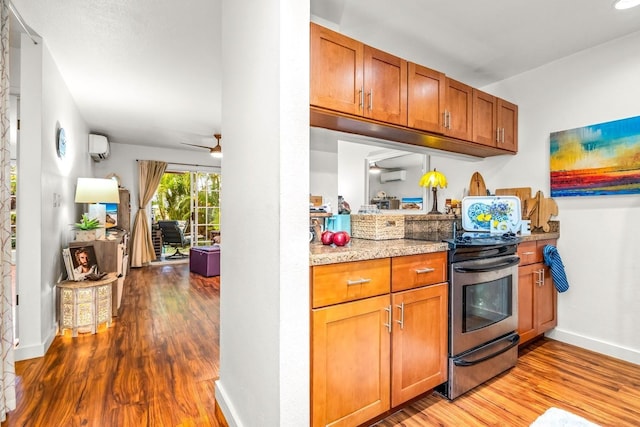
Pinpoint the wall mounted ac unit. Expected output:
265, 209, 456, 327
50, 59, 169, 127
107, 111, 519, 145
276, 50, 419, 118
380, 170, 406, 183
89, 134, 110, 161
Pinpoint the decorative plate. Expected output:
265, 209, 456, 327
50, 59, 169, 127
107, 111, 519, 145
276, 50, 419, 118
461, 196, 521, 233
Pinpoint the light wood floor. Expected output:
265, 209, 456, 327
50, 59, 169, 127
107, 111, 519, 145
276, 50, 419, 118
3, 263, 640, 426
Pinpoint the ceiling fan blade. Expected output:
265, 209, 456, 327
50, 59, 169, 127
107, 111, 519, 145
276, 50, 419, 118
181, 142, 215, 151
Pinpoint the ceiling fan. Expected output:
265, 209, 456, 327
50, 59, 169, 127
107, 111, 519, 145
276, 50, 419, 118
181, 133, 222, 158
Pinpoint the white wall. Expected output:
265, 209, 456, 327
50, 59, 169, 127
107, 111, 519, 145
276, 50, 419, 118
93, 142, 220, 227
216, 0, 309, 426
477, 31, 640, 364
16, 35, 93, 360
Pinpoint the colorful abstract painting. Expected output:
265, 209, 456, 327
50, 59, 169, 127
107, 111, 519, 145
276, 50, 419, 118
550, 115, 640, 197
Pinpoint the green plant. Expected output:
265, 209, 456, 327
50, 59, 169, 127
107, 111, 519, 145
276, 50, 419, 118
73, 214, 101, 230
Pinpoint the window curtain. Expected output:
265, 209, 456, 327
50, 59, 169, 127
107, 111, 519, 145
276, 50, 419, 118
0, 0, 16, 420
130, 160, 167, 267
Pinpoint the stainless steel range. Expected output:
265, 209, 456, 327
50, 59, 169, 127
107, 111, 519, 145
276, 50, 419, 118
437, 231, 521, 400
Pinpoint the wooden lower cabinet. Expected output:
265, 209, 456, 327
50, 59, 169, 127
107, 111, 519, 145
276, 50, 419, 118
311, 252, 448, 427
391, 283, 447, 407
312, 295, 391, 427
517, 239, 558, 345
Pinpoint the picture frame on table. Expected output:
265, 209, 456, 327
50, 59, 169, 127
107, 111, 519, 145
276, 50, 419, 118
63, 244, 104, 281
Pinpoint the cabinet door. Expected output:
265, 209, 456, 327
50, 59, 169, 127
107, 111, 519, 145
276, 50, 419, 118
391, 283, 447, 407
497, 98, 518, 152
537, 265, 558, 333
472, 89, 497, 147
407, 63, 445, 133
364, 46, 407, 125
312, 295, 391, 427
310, 23, 364, 115
517, 263, 538, 344
444, 78, 473, 141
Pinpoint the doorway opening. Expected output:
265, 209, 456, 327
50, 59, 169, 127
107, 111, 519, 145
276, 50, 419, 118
152, 169, 221, 260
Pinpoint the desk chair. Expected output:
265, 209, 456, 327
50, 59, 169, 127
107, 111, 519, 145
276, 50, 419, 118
157, 220, 191, 259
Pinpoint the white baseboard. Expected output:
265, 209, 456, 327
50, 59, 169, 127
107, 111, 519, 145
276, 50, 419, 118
546, 328, 640, 365
14, 326, 56, 362
215, 380, 242, 427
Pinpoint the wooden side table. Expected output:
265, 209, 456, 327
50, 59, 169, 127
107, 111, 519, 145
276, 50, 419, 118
57, 272, 117, 337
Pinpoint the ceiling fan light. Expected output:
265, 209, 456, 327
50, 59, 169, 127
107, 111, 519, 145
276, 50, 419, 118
369, 162, 382, 174
614, 0, 640, 9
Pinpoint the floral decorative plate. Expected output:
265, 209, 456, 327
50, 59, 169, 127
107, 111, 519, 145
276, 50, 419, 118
461, 196, 521, 233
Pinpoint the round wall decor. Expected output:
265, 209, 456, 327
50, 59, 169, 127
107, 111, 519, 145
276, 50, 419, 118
57, 128, 67, 158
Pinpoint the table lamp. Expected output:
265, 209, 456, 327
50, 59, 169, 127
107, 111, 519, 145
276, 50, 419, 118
75, 178, 120, 239
419, 168, 448, 214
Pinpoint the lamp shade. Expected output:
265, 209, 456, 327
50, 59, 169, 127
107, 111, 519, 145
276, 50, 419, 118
419, 169, 448, 189
74, 178, 120, 204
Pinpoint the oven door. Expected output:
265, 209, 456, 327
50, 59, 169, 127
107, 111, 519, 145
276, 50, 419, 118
450, 254, 519, 356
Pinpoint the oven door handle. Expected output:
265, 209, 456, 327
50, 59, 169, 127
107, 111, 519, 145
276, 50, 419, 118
452, 334, 520, 367
453, 256, 520, 273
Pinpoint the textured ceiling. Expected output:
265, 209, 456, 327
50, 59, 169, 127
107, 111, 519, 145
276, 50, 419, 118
9, 0, 640, 151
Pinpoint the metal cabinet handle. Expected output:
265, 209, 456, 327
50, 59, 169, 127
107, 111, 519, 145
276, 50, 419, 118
522, 251, 535, 256
502, 128, 506, 143
540, 269, 545, 286
396, 302, 404, 329
346, 278, 372, 286
359, 87, 364, 110
384, 305, 392, 333
368, 89, 373, 111
496, 128, 501, 143
415, 267, 435, 274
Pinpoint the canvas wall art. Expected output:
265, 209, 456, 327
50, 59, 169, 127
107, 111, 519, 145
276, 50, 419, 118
550, 115, 640, 197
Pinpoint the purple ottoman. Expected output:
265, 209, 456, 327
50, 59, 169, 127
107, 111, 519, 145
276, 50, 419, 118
189, 245, 221, 277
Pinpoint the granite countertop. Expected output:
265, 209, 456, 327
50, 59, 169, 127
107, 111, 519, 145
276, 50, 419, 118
309, 230, 560, 266
309, 238, 448, 266
519, 231, 560, 242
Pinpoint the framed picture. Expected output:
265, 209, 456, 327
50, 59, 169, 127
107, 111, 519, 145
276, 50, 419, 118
550, 115, 640, 197
66, 245, 101, 281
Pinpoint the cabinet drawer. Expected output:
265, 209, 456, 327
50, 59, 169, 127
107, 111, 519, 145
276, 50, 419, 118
518, 239, 556, 266
391, 252, 447, 292
312, 258, 390, 308
517, 241, 539, 265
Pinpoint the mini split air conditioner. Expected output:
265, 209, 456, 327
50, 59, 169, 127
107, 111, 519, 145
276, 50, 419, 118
89, 134, 110, 161
380, 170, 406, 183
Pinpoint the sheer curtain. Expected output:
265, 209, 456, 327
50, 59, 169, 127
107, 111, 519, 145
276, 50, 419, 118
130, 160, 167, 267
0, 0, 15, 420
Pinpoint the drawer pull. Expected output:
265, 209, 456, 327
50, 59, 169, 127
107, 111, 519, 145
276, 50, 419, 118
522, 251, 535, 256
346, 278, 372, 286
415, 267, 435, 274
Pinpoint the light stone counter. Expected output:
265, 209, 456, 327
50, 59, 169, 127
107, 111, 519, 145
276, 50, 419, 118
310, 238, 449, 266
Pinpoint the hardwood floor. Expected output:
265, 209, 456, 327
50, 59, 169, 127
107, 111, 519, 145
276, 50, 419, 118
3, 263, 221, 427
3, 262, 640, 426
372, 339, 640, 427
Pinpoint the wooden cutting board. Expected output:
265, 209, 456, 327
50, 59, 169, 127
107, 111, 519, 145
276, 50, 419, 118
524, 190, 558, 232
468, 172, 487, 196
495, 187, 532, 218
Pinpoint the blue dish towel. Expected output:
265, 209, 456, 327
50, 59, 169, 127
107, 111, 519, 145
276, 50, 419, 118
543, 245, 569, 293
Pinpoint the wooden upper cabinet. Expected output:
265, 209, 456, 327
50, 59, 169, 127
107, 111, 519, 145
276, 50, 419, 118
473, 88, 518, 152
444, 78, 473, 141
310, 23, 407, 126
497, 98, 518, 152
364, 46, 407, 126
310, 23, 364, 115
472, 89, 498, 147
407, 63, 445, 133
